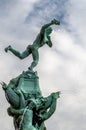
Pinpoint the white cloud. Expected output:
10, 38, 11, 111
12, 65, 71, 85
0, 0, 86, 130
64, 0, 86, 46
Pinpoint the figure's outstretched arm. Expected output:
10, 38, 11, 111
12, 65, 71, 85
41, 19, 60, 32
5, 45, 30, 59
39, 91, 61, 121
7, 107, 24, 116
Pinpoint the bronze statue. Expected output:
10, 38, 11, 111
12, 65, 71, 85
5, 19, 60, 72
1, 19, 61, 130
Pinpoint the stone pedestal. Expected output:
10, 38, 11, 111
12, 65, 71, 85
16, 71, 42, 98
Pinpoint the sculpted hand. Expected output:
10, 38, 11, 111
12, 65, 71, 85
51, 91, 61, 99
51, 19, 60, 25
0, 81, 7, 90
5, 45, 12, 52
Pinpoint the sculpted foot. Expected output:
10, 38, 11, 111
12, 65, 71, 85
5, 45, 12, 52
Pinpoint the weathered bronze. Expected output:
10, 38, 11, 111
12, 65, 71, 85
1, 19, 60, 130
5, 19, 60, 72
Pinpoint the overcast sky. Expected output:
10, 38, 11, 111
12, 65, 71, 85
0, 0, 86, 130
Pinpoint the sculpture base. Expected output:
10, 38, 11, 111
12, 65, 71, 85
16, 70, 42, 99
2, 69, 60, 130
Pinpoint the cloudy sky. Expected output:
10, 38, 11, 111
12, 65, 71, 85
0, 0, 86, 130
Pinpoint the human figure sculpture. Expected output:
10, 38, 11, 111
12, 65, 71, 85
5, 19, 60, 71
1, 79, 60, 130
1, 19, 61, 130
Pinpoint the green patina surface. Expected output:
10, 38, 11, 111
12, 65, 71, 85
1, 19, 60, 130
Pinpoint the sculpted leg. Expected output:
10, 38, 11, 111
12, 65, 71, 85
4, 87, 20, 108
21, 109, 36, 130
3, 87, 26, 109
29, 49, 39, 71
